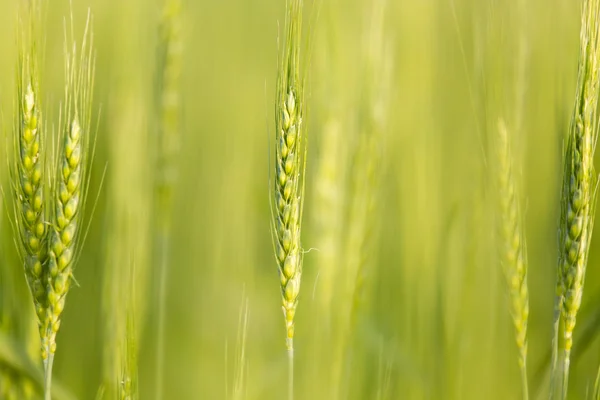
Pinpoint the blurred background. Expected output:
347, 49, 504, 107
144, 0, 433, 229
0, 0, 598, 399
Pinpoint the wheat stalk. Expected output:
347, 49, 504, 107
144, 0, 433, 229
103, 240, 144, 400
231, 291, 249, 400
270, 1, 306, 398
594, 363, 600, 400
154, 1, 183, 398
102, 1, 152, 396
347, 0, 390, 333
551, 0, 600, 397
334, 4, 390, 398
495, 119, 529, 400
118, 306, 138, 400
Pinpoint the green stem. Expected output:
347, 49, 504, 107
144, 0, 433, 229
549, 295, 561, 400
520, 358, 529, 400
287, 339, 294, 400
44, 352, 54, 400
562, 348, 571, 400
155, 228, 169, 400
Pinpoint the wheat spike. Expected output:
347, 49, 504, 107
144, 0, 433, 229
272, 0, 305, 353
270, 1, 306, 398
13, 10, 49, 358
42, 13, 95, 399
154, 1, 183, 398
552, 0, 600, 397
495, 120, 529, 400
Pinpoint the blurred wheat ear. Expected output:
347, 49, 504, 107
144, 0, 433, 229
494, 119, 529, 400
153, 0, 183, 399
333, 0, 391, 397
550, 0, 600, 398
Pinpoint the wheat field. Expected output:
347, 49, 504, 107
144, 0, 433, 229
1, 0, 600, 399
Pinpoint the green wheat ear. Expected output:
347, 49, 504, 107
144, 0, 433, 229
551, 0, 600, 397
154, 1, 183, 399
270, 0, 307, 398
42, 11, 96, 398
10, 6, 49, 398
271, 0, 306, 353
12, 0, 48, 357
11, 6, 57, 398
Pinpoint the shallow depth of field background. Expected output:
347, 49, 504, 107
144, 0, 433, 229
0, 0, 598, 399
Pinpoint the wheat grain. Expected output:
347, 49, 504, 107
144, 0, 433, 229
495, 119, 529, 400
